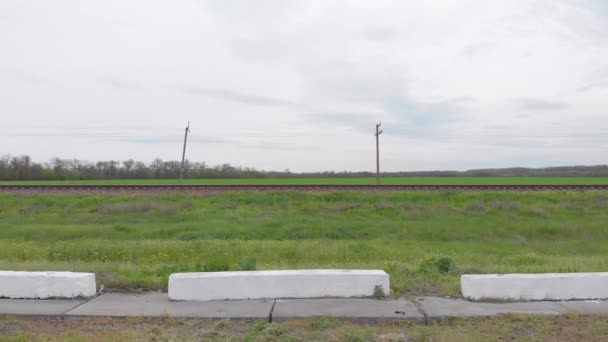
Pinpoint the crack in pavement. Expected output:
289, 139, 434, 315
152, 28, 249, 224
61, 294, 101, 319
410, 298, 429, 325
268, 299, 277, 323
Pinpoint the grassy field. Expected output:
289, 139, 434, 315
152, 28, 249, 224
2, 176, 608, 185
1, 191, 607, 296
3, 314, 608, 341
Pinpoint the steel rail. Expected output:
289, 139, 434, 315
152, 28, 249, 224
1, 184, 608, 192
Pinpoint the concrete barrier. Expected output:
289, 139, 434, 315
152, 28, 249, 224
0, 271, 96, 299
461, 273, 608, 301
169, 270, 389, 301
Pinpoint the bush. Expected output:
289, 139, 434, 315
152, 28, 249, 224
419, 256, 455, 274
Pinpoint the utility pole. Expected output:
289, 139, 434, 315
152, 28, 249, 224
180, 122, 190, 183
375, 122, 383, 185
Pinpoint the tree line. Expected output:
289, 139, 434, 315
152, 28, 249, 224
1, 155, 608, 181
0, 155, 294, 181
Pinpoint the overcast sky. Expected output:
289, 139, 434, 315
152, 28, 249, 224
1, 0, 607, 172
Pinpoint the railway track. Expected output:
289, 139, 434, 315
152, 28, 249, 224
1, 184, 608, 193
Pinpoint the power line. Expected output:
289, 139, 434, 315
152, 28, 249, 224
0, 132, 346, 138
3, 131, 608, 140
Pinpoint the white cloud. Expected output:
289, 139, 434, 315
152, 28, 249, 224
0, 0, 607, 171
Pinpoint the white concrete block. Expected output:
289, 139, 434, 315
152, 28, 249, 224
462, 273, 608, 301
0, 271, 96, 299
169, 270, 389, 301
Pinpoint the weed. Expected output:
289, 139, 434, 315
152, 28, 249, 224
264, 323, 288, 337
204, 259, 230, 272
112, 225, 131, 233
213, 318, 229, 330
527, 207, 549, 218
283, 248, 302, 266
383, 260, 410, 275
411, 326, 432, 342
564, 311, 581, 320
177, 232, 199, 241
419, 256, 455, 274
592, 195, 608, 208
372, 285, 386, 299
466, 201, 486, 213
181, 200, 194, 210
221, 202, 239, 210
342, 327, 377, 342
374, 201, 393, 210
558, 202, 585, 214
310, 315, 336, 330
347, 242, 376, 257
160, 206, 178, 215
245, 321, 294, 341
2, 331, 35, 342
401, 203, 423, 211
18, 204, 47, 215
236, 258, 257, 271
492, 200, 518, 211
335, 204, 362, 213
98, 201, 154, 214
510, 234, 528, 245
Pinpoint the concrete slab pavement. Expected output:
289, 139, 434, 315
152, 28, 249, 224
415, 297, 568, 322
558, 300, 608, 314
272, 298, 424, 322
64, 293, 274, 319
3, 293, 608, 323
0, 299, 85, 316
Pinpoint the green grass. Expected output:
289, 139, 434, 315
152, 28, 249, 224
1, 191, 608, 295
2, 176, 608, 185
